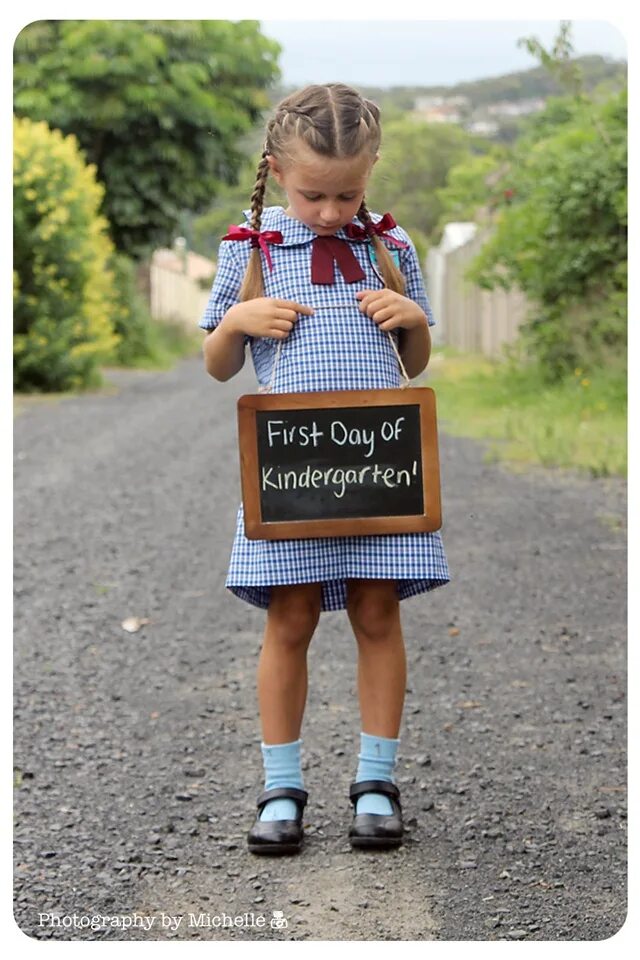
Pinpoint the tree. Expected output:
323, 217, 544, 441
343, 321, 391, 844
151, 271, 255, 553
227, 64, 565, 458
433, 148, 509, 241
469, 89, 627, 378
517, 20, 585, 101
365, 117, 488, 257
192, 154, 286, 257
437, 22, 628, 380
14, 20, 281, 257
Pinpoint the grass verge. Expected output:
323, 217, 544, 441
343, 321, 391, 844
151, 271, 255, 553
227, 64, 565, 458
113, 316, 203, 371
424, 348, 626, 478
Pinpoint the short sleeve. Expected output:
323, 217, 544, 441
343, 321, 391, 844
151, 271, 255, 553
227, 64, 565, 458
199, 239, 250, 342
395, 230, 436, 327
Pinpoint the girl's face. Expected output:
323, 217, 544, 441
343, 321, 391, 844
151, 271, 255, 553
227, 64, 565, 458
268, 141, 378, 236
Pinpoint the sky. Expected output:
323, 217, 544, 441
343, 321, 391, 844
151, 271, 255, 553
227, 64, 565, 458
260, 19, 627, 88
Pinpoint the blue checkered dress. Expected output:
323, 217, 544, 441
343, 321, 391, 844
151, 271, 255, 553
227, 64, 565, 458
200, 205, 450, 611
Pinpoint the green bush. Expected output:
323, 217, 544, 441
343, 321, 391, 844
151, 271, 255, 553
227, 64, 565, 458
13, 115, 120, 391
109, 253, 159, 366
467, 89, 627, 380
109, 253, 202, 368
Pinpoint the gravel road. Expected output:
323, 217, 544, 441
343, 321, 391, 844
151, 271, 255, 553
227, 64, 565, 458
13, 353, 627, 942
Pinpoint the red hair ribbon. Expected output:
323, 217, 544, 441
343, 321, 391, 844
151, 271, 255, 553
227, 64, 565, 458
222, 225, 284, 271
344, 212, 408, 249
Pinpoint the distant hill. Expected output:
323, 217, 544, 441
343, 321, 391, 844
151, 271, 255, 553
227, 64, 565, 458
358, 55, 626, 110
270, 55, 626, 111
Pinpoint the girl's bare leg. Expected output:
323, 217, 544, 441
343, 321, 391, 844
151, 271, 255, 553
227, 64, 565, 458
345, 579, 406, 737
257, 582, 323, 743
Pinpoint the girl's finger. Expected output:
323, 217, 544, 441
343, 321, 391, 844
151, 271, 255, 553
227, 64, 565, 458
358, 298, 380, 316
275, 299, 314, 315
359, 292, 389, 314
378, 317, 402, 331
275, 308, 301, 322
371, 307, 395, 323
271, 318, 294, 332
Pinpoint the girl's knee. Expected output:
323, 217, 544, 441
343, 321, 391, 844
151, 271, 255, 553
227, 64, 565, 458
346, 580, 400, 641
267, 583, 322, 646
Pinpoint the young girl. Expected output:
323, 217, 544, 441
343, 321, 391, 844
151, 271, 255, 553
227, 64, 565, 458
201, 83, 450, 855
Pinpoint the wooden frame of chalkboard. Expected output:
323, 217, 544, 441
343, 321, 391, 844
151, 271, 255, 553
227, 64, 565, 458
237, 387, 442, 540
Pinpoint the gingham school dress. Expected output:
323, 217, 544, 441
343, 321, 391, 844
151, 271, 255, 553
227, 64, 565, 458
200, 205, 450, 611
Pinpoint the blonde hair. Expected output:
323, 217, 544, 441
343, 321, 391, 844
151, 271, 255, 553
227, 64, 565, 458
238, 82, 405, 301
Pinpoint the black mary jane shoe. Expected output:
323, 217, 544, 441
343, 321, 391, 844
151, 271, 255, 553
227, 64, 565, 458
247, 787, 309, 855
348, 779, 404, 849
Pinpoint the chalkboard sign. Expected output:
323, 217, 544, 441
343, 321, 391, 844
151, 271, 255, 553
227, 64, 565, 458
237, 388, 442, 540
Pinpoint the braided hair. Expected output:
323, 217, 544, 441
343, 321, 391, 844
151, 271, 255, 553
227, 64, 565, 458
238, 83, 405, 301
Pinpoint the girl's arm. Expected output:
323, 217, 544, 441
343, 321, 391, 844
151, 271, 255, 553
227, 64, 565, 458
356, 288, 432, 380
395, 228, 435, 379
200, 239, 247, 381
399, 320, 431, 379
202, 311, 246, 382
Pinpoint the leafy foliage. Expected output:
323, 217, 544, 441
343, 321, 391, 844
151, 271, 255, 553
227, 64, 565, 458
192, 157, 283, 258
107, 253, 202, 368
14, 20, 281, 257
365, 119, 488, 258
433, 149, 509, 241
517, 21, 586, 101
109, 254, 160, 366
13, 116, 120, 391
467, 89, 627, 378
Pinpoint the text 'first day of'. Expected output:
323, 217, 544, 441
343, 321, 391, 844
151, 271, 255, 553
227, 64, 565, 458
264, 416, 408, 459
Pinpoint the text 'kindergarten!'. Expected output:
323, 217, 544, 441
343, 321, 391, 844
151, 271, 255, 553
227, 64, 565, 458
261, 414, 419, 500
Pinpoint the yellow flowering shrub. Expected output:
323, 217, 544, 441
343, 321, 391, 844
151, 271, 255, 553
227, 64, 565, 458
13, 116, 120, 391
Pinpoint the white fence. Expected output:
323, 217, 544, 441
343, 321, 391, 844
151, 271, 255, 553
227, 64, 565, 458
426, 224, 530, 358
149, 263, 212, 328
148, 248, 215, 329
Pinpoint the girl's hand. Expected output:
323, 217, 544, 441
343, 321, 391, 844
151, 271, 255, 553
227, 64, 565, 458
223, 298, 314, 340
356, 289, 426, 332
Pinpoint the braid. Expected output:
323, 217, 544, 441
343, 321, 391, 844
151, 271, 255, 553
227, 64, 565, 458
239, 148, 271, 301
278, 107, 329, 157
357, 199, 406, 295
363, 98, 380, 126
356, 198, 374, 231
249, 148, 270, 231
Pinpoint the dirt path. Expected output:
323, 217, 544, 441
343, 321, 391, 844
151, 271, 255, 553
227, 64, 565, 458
13, 355, 626, 941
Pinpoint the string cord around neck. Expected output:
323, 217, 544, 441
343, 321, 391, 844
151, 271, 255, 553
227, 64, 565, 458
257, 322, 412, 395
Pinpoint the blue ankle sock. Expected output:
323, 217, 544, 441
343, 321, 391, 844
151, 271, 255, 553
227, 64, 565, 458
259, 739, 304, 822
355, 732, 400, 816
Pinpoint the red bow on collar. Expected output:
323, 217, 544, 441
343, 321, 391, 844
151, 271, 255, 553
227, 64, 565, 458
222, 225, 284, 271
311, 236, 366, 284
344, 212, 409, 249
